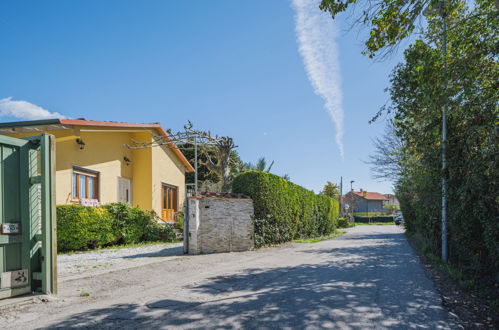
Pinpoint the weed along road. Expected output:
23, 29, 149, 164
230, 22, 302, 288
1, 225, 455, 329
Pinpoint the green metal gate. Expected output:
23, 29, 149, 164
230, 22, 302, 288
0, 134, 56, 299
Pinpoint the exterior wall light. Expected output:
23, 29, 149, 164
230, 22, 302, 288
123, 156, 132, 166
76, 138, 85, 150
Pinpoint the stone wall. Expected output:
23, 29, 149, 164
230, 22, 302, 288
187, 194, 254, 254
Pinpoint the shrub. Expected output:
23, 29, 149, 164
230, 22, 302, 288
57, 205, 115, 251
57, 204, 178, 252
144, 221, 176, 242
174, 211, 184, 232
354, 215, 394, 223
104, 203, 151, 244
337, 217, 353, 228
232, 171, 339, 247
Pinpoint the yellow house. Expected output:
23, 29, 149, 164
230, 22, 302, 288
0, 119, 194, 221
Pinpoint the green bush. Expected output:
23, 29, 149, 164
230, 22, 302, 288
144, 221, 176, 242
57, 205, 115, 251
354, 215, 394, 223
174, 211, 184, 232
337, 217, 353, 228
57, 203, 178, 252
104, 203, 151, 244
232, 171, 339, 247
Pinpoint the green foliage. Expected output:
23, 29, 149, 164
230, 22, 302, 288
57, 204, 177, 252
383, 203, 400, 213
174, 210, 184, 232
293, 231, 345, 243
244, 157, 274, 172
321, 181, 340, 200
144, 221, 176, 242
232, 171, 339, 247
337, 217, 353, 228
319, 0, 481, 58
104, 203, 151, 244
373, 0, 498, 277
57, 205, 115, 251
354, 216, 395, 223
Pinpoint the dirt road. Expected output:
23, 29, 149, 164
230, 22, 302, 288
1, 225, 456, 329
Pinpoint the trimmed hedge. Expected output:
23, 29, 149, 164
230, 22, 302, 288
57, 205, 115, 251
232, 171, 339, 247
354, 215, 394, 223
57, 203, 176, 252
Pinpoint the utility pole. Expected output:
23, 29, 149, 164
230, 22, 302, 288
194, 136, 198, 195
340, 177, 343, 216
441, 0, 449, 263
424, 0, 448, 262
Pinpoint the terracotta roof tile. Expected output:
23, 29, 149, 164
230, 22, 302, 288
352, 191, 389, 200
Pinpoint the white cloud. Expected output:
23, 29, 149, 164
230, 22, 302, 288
292, 0, 344, 158
0, 97, 65, 120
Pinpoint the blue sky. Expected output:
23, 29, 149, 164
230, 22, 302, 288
0, 0, 404, 193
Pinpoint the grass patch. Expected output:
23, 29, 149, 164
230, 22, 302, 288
59, 240, 180, 255
355, 222, 395, 226
293, 231, 346, 243
407, 232, 473, 287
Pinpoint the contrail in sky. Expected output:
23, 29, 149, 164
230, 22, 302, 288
0, 97, 65, 120
292, 0, 344, 158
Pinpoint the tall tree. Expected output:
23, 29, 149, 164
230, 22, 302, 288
319, 0, 499, 58
322, 181, 341, 200
371, 0, 498, 275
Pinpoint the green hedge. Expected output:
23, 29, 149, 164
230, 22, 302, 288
57, 203, 176, 252
232, 171, 339, 247
354, 216, 394, 223
57, 205, 115, 251
338, 217, 354, 228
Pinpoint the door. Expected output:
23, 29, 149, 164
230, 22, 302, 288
161, 184, 178, 222
117, 177, 131, 204
0, 134, 56, 299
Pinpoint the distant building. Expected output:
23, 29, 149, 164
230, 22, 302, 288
344, 189, 389, 214
383, 194, 400, 208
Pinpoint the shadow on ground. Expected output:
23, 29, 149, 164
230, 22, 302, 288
122, 245, 184, 259
45, 231, 452, 329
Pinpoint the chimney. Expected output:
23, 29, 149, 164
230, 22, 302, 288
360, 188, 363, 192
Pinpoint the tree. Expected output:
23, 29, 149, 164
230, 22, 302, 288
319, 0, 499, 58
244, 157, 275, 172
370, 0, 498, 275
127, 121, 239, 192
321, 181, 340, 200
366, 122, 405, 181
179, 144, 243, 187
383, 203, 399, 214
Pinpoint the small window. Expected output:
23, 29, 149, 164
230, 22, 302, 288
72, 167, 99, 200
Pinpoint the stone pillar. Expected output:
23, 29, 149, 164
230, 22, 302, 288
187, 197, 200, 255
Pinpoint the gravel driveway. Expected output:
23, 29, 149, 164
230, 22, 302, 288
1, 225, 457, 329
58, 243, 183, 282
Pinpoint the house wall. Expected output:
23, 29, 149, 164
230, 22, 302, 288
151, 143, 186, 216
366, 200, 385, 213
5, 127, 187, 214
131, 131, 152, 211
54, 130, 133, 205
350, 195, 385, 213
